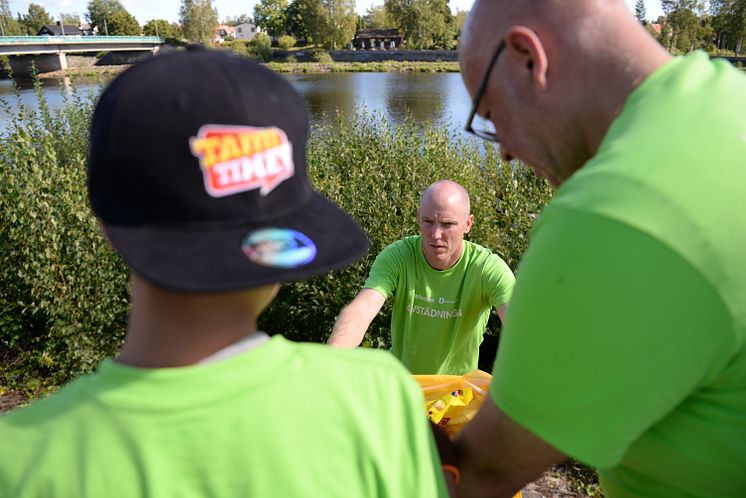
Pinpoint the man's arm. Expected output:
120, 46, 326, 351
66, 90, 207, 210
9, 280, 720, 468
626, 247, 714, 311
327, 288, 386, 348
454, 395, 566, 498
496, 304, 508, 322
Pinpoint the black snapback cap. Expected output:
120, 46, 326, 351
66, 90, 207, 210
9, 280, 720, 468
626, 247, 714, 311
88, 47, 369, 292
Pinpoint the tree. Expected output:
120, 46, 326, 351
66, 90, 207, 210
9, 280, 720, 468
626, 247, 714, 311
635, 0, 647, 23
60, 13, 81, 26
363, 4, 391, 28
453, 8, 467, 43
180, 0, 219, 44
86, 0, 134, 35
385, 0, 454, 49
19, 3, 53, 35
711, 0, 746, 54
104, 9, 140, 34
143, 19, 181, 38
296, 0, 357, 49
0, 0, 22, 36
285, 0, 312, 42
254, 0, 289, 37
223, 13, 253, 26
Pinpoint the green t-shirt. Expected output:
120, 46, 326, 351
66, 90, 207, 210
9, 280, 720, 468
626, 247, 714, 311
365, 235, 515, 375
0, 336, 448, 498
491, 52, 746, 497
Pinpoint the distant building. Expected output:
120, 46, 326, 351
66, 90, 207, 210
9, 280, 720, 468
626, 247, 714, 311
38, 23, 84, 36
79, 23, 94, 36
215, 24, 236, 43
353, 28, 402, 50
234, 22, 258, 41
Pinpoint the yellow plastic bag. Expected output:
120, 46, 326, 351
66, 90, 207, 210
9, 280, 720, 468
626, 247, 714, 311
415, 370, 522, 498
413, 370, 492, 436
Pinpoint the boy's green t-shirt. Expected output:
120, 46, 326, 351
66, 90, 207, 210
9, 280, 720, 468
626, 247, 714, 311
0, 336, 448, 498
491, 52, 746, 497
364, 236, 515, 374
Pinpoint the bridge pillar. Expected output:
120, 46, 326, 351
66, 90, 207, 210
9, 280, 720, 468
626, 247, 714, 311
8, 53, 67, 77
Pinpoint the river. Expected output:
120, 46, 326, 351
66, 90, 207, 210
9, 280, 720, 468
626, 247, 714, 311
0, 72, 487, 142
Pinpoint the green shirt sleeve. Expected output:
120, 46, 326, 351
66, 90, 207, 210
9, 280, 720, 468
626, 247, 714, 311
491, 207, 735, 468
363, 241, 402, 299
481, 252, 515, 308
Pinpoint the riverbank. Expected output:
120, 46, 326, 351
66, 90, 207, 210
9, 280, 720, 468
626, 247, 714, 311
35, 59, 459, 80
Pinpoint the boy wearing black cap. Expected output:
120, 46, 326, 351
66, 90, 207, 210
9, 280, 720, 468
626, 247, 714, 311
0, 48, 449, 497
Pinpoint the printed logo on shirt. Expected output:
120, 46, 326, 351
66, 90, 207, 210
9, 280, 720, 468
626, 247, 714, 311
406, 304, 463, 319
189, 125, 294, 197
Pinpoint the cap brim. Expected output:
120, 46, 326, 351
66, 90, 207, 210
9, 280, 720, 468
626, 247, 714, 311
104, 192, 369, 293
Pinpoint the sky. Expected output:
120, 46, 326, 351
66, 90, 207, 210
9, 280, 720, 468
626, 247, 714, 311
22, 0, 663, 26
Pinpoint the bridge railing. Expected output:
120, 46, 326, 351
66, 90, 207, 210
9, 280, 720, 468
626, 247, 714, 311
0, 36, 163, 45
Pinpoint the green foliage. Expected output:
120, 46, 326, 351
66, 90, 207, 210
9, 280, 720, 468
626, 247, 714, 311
86, 0, 131, 35
0, 89, 551, 387
312, 49, 334, 63
143, 19, 182, 39
106, 9, 140, 35
284, 0, 312, 42
59, 13, 81, 26
258, 112, 552, 346
0, 79, 129, 388
223, 13, 253, 27
385, 0, 455, 49
296, 0, 357, 49
18, 3, 53, 35
0, 0, 23, 35
179, 0, 219, 44
251, 32, 273, 61
363, 5, 392, 29
278, 34, 297, 49
254, 0, 289, 37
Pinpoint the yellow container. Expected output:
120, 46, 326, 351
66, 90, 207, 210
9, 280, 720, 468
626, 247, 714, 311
414, 370, 522, 498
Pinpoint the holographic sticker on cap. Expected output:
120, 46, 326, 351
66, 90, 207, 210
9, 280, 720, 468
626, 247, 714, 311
189, 125, 295, 198
242, 228, 317, 268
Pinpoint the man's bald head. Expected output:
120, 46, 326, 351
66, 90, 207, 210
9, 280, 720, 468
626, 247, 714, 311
459, 0, 671, 186
420, 180, 471, 218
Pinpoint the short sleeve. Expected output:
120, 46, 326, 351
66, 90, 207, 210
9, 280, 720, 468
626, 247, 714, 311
481, 253, 515, 308
491, 208, 734, 468
363, 242, 403, 299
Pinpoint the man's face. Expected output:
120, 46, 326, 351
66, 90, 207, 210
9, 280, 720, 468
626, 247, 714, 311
417, 193, 473, 271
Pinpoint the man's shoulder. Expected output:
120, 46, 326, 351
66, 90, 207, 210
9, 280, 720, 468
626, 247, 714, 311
463, 240, 508, 267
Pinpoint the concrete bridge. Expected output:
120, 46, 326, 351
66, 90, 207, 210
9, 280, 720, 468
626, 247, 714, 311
0, 36, 163, 76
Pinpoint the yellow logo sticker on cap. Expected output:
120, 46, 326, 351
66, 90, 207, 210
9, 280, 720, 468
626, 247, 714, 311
189, 125, 294, 197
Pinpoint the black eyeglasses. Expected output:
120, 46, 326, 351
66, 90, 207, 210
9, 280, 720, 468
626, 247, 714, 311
464, 40, 506, 142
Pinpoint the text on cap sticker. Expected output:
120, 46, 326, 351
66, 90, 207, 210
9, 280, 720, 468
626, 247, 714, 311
190, 125, 295, 197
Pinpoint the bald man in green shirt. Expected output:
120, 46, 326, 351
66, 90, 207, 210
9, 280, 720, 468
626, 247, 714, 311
328, 180, 515, 375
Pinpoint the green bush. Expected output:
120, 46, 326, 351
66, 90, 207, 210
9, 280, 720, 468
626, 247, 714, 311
278, 35, 297, 50
250, 33, 272, 62
0, 80, 129, 389
0, 87, 552, 388
313, 50, 334, 64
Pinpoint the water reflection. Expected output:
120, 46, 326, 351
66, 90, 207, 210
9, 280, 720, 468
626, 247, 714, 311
1, 72, 478, 141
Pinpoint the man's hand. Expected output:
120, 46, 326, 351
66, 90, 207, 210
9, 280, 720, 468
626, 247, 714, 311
454, 395, 566, 498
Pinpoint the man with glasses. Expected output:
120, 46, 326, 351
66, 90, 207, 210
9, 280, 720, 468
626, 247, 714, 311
452, 0, 746, 497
